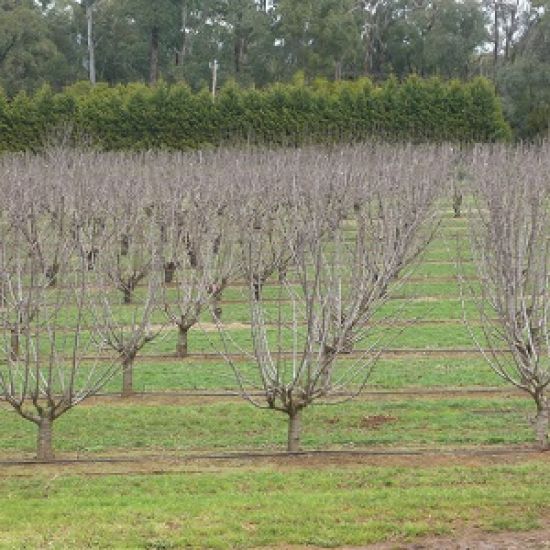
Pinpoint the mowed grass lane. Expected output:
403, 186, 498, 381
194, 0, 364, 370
0, 396, 537, 457
0, 460, 549, 548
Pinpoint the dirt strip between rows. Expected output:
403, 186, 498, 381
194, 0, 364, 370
1, 445, 547, 477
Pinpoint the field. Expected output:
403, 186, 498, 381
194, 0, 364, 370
1, 203, 549, 550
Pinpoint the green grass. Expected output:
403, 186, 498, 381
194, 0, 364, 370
0, 396, 535, 456
15, 309, 493, 356
91, 355, 507, 393
0, 462, 548, 548
132, 320, 489, 354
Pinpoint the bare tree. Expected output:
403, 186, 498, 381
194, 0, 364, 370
215, 145, 446, 451
463, 145, 550, 450
241, 201, 296, 301
99, 185, 154, 306
93, 224, 163, 397
162, 188, 236, 358
0, 203, 118, 460
449, 148, 473, 220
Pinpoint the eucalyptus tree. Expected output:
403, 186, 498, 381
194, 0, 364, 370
464, 145, 550, 450
306, 0, 364, 79
117, 0, 183, 84
218, 0, 274, 80
79, 0, 103, 84
379, 0, 487, 78
497, 4, 550, 139
0, 0, 65, 95
216, 144, 447, 451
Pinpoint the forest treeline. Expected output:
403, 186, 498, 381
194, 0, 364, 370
0, 76, 510, 151
0, 0, 548, 140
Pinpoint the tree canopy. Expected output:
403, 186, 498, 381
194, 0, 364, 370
0, 0, 547, 138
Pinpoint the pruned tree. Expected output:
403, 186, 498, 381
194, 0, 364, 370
463, 145, 550, 450
162, 187, 236, 359
0, 203, 118, 460
449, 148, 472, 219
241, 200, 296, 301
215, 144, 446, 451
92, 223, 163, 397
99, 184, 155, 306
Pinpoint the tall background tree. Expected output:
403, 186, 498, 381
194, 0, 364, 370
497, 0, 550, 138
0, 0, 73, 94
0, 0, 491, 93
4, 0, 550, 139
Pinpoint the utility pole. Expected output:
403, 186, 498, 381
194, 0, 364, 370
210, 59, 219, 100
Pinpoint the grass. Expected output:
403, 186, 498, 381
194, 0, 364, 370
0, 461, 548, 548
14, 316, 495, 363
132, 319, 489, 354
88, 355, 508, 393
0, 396, 536, 456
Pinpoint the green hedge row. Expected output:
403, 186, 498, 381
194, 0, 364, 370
0, 75, 511, 152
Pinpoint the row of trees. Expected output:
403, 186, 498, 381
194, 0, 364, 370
497, 1, 550, 138
0, 144, 549, 460
0, 75, 511, 152
465, 144, 550, 450
0, 0, 492, 93
2, 0, 549, 139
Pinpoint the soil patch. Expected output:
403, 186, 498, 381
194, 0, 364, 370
359, 415, 398, 429
1, 446, 548, 478
363, 525, 550, 549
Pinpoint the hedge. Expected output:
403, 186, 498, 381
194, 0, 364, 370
0, 75, 511, 152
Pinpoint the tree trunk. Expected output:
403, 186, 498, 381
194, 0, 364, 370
176, 325, 189, 358
493, 0, 499, 75
86, 247, 99, 270
164, 261, 176, 284
86, 2, 96, 85
535, 403, 549, 451
334, 60, 342, 81
213, 235, 221, 255
452, 190, 462, 218
121, 356, 134, 397
178, 1, 188, 69
253, 275, 263, 301
149, 25, 160, 85
37, 416, 54, 460
287, 409, 301, 452
122, 285, 133, 305
46, 263, 59, 287
342, 331, 354, 353
212, 293, 222, 320
10, 326, 19, 361
234, 37, 245, 74
321, 345, 335, 391
187, 244, 198, 268
120, 234, 129, 256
